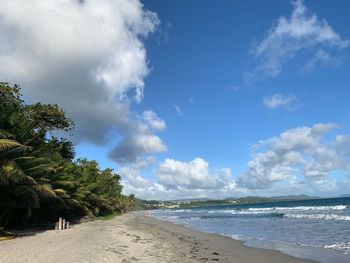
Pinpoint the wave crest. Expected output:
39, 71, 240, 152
283, 213, 350, 221
324, 242, 350, 255
247, 205, 347, 212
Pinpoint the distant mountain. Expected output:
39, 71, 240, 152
271, 194, 320, 200
340, 194, 350, 198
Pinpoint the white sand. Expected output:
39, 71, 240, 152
0, 214, 177, 263
0, 214, 316, 263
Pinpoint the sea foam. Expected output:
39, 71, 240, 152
283, 213, 350, 221
324, 242, 350, 255
247, 205, 347, 211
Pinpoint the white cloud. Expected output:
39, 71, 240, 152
120, 157, 237, 200
0, 0, 165, 164
249, 0, 348, 78
238, 123, 350, 193
109, 110, 167, 163
157, 158, 230, 190
303, 49, 341, 73
263, 94, 297, 110
142, 110, 166, 131
120, 123, 350, 200
174, 104, 183, 116
119, 157, 156, 189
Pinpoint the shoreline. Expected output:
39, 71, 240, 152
0, 213, 343, 263
151, 214, 350, 263
229, 233, 349, 263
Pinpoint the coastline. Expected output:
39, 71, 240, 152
0, 213, 330, 263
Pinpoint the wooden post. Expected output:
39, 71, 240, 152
58, 217, 62, 230
55, 218, 70, 230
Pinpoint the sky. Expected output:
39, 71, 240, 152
0, 0, 350, 200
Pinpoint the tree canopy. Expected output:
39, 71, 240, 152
0, 83, 135, 228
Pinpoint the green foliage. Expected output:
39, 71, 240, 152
0, 83, 135, 228
97, 211, 119, 221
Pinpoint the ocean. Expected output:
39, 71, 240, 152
149, 197, 350, 262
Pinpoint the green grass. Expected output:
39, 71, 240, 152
96, 211, 120, 221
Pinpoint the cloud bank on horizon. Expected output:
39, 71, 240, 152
122, 123, 350, 200
0, 0, 349, 200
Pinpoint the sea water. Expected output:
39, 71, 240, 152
150, 197, 350, 261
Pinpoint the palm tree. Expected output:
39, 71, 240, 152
0, 130, 59, 227
1, 83, 136, 227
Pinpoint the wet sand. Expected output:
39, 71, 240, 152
0, 213, 317, 263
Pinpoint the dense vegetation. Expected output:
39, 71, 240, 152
0, 83, 135, 228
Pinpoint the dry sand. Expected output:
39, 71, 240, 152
0, 213, 316, 263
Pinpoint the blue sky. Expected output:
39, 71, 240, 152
1, 0, 350, 199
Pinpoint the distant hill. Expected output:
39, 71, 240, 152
172, 198, 210, 202
225, 194, 319, 204
225, 196, 275, 204
271, 194, 319, 200
136, 194, 321, 210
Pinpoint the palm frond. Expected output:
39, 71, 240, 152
53, 189, 70, 198
0, 162, 28, 185
24, 164, 57, 176
35, 185, 56, 198
0, 139, 23, 151
0, 130, 16, 139
53, 180, 75, 189
0, 144, 31, 159
13, 156, 35, 161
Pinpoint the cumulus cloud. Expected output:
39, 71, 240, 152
238, 123, 350, 192
142, 110, 166, 131
157, 158, 230, 190
120, 157, 236, 200
0, 0, 166, 163
263, 94, 297, 110
249, 0, 348, 78
119, 157, 156, 189
108, 110, 167, 163
120, 123, 350, 200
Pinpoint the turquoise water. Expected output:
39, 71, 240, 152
150, 197, 350, 260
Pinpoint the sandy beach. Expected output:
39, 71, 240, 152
0, 213, 318, 263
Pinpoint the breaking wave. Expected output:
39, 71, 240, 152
246, 205, 347, 212
324, 242, 350, 255
283, 213, 350, 221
